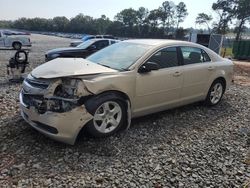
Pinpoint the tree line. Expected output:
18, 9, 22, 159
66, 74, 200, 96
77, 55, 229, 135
195, 0, 250, 41
0, 0, 249, 40
0, 1, 188, 39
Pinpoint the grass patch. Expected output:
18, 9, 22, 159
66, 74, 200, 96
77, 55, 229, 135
220, 47, 233, 57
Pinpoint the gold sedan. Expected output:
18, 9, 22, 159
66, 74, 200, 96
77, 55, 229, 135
19, 39, 234, 144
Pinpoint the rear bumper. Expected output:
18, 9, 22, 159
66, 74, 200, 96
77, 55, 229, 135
19, 93, 93, 145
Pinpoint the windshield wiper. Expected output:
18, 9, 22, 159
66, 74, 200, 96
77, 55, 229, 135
97, 63, 112, 69
97, 63, 128, 72
120, 68, 129, 71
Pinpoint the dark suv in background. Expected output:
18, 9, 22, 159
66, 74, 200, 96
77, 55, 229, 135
70, 35, 115, 47
45, 39, 119, 61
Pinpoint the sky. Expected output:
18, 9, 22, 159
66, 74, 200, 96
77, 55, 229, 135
0, 0, 215, 29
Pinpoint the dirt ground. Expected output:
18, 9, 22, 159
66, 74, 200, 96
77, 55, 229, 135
233, 61, 250, 86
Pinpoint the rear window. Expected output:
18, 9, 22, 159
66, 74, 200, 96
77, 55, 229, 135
180, 46, 211, 65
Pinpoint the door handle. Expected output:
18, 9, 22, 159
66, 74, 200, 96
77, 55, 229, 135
208, 66, 215, 71
173, 71, 182, 77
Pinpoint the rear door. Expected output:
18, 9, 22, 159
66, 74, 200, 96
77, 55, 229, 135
179, 46, 214, 102
134, 47, 184, 115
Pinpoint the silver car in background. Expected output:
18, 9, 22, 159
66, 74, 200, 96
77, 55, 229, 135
19, 39, 233, 144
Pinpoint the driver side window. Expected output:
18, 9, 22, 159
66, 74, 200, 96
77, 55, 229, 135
147, 47, 179, 69
94, 40, 109, 50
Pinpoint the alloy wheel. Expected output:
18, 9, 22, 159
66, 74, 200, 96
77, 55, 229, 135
210, 83, 223, 104
93, 101, 122, 134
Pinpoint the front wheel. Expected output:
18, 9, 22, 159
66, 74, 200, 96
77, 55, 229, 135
205, 80, 225, 106
86, 100, 126, 137
13, 42, 22, 50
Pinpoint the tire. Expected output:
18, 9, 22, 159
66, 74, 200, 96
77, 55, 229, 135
14, 50, 28, 63
205, 79, 225, 106
13, 42, 22, 50
85, 99, 126, 138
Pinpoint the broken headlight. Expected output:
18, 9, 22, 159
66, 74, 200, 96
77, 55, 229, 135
46, 79, 91, 113
54, 79, 79, 98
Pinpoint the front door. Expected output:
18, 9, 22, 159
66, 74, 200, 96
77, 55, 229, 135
134, 47, 183, 116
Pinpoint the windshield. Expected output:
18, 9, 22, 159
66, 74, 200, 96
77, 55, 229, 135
77, 40, 95, 49
87, 42, 152, 71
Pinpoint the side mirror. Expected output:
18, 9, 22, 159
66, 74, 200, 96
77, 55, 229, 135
138, 62, 159, 73
89, 45, 97, 50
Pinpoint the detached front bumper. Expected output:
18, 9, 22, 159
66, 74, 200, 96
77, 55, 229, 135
19, 92, 93, 145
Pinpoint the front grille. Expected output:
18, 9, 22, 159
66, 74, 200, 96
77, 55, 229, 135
25, 78, 49, 89
22, 93, 44, 107
22, 92, 47, 114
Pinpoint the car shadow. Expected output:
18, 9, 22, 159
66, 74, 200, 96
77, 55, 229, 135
0, 48, 31, 51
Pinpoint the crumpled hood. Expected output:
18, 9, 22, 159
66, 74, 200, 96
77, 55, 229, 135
31, 58, 117, 79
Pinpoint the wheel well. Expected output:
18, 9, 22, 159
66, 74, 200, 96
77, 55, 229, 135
94, 90, 131, 112
213, 77, 226, 92
100, 90, 130, 102
77, 90, 131, 141
12, 41, 21, 47
84, 90, 131, 114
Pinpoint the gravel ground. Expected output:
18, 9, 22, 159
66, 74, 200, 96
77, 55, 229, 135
234, 61, 250, 87
0, 34, 249, 187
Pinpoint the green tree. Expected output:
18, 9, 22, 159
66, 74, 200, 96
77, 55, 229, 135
234, 0, 250, 41
175, 2, 188, 29
212, 0, 235, 34
0, 20, 12, 28
159, 1, 175, 34
106, 21, 124, 36
148, 9, 161, 28
52, 16, 69, 32
195, 13, 213, 33
1, 1, 191, 38
115, 8, 138, 28
115, 8, 138, 37
136, 7, 149, 35
68, 14, 96, 34
95, 15, 112, 34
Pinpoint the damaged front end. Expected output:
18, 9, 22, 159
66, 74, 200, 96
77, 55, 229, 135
19, 74, 93, 144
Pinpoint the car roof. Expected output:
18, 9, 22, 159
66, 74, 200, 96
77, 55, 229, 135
87, 38, 119, 42
122, 39, 208, 47
124, 39, 223, 63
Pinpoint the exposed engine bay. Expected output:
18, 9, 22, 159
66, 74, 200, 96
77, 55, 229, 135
21, 75, 92, 114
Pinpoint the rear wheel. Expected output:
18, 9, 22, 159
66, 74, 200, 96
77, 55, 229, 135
86, 99, 126, 137
13, 42, 22, 50
205, 80, 225, 106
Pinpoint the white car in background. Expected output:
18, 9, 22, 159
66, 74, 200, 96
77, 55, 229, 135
0, 30, 32, 50
70, 35, 115, 47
